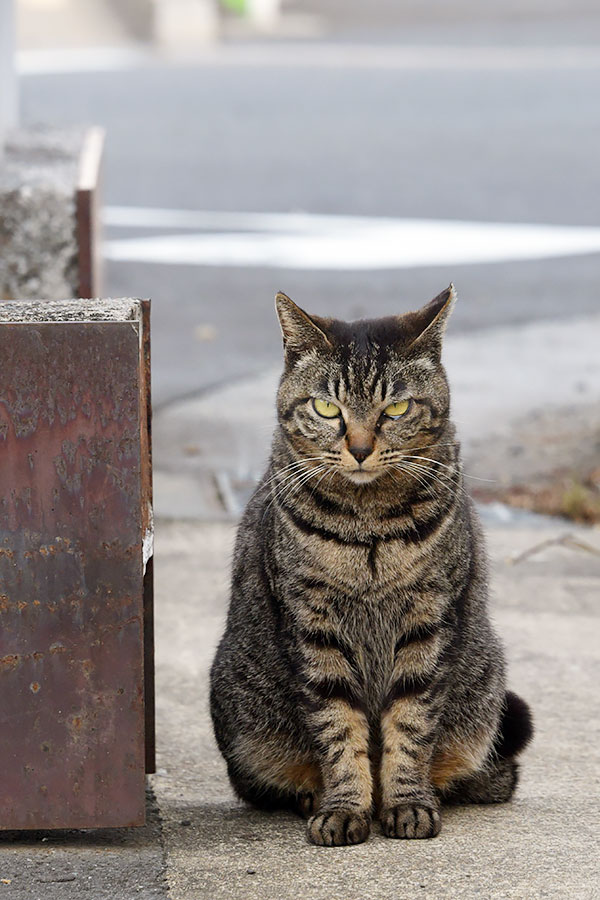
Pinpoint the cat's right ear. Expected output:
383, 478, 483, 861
275, 292, 332, 354
404, 284, 456, 360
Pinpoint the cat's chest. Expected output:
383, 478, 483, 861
296, 530, 432, 592
286, 535, 447, 711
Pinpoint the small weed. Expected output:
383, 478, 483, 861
474, 468, 600, 525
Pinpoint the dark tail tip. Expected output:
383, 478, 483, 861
495, 691, 534, 759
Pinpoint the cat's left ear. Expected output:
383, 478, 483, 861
405, 283, 456, 359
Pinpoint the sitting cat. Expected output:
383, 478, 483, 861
210, 285, 533, 846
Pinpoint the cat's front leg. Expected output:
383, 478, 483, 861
379, 689, 442, 838
297, 633, 373, 846
378, 615, 447, 843
306, 697, 372, 846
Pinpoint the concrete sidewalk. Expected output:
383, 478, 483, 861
151, 517, 600, 900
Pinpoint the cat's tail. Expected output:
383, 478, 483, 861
495, 690, 534, 759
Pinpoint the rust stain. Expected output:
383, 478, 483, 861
0, 655, 20, 670
81, 659, 94, 677
29, 682, 40, 693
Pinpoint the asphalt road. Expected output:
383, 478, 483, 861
19, 45, 600, 405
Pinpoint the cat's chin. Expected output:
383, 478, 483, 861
344, 469, 381, 486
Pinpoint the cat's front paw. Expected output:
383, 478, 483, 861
307, 808, 371, 846
381, 803, 441, 839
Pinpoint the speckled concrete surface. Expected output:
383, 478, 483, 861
0, 128, 84, 301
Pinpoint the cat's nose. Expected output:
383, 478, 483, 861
348, 445, 373, 464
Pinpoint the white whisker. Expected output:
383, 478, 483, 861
310, 465, 338, 498
399, 454, 495, 485
392, 460, 456, 493
260, 456, 330, 492
265, 463, 330, 515
390, 463, 433, 495
396, 460, 469, 499
275, 465, 331, 511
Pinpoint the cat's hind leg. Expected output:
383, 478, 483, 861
222, 731, 322, 815
210, 631, 322, 816
437, 691, 533, 805
439, 756, 519, 805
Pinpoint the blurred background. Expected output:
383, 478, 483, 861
3, 0, 600, 522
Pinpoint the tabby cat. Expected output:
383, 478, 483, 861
210, 285, 533, 846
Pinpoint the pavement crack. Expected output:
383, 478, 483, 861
509, 533, 600, 565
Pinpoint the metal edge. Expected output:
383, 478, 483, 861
140, 299, 156, 776
76, 127, 105, 299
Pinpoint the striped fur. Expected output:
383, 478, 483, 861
210, 286, 532, 846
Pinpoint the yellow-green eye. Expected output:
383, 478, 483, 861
383, 399, 411, 419
313, 398, 341, 418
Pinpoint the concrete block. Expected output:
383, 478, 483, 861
0, 126, 103, 301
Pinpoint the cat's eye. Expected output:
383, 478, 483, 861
383, 399, 412, 419
313, 398, 341, 418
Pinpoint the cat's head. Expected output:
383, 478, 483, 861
275, 286, 455, 485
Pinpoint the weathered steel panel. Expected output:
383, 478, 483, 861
0, 320, 147, 828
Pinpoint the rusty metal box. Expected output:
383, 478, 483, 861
0, 299, 154, 829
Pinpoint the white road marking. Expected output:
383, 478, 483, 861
17, 46, 152, 76
103, 207, 600, 271
103, 206, 354, 232
18, 43, 600, 76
